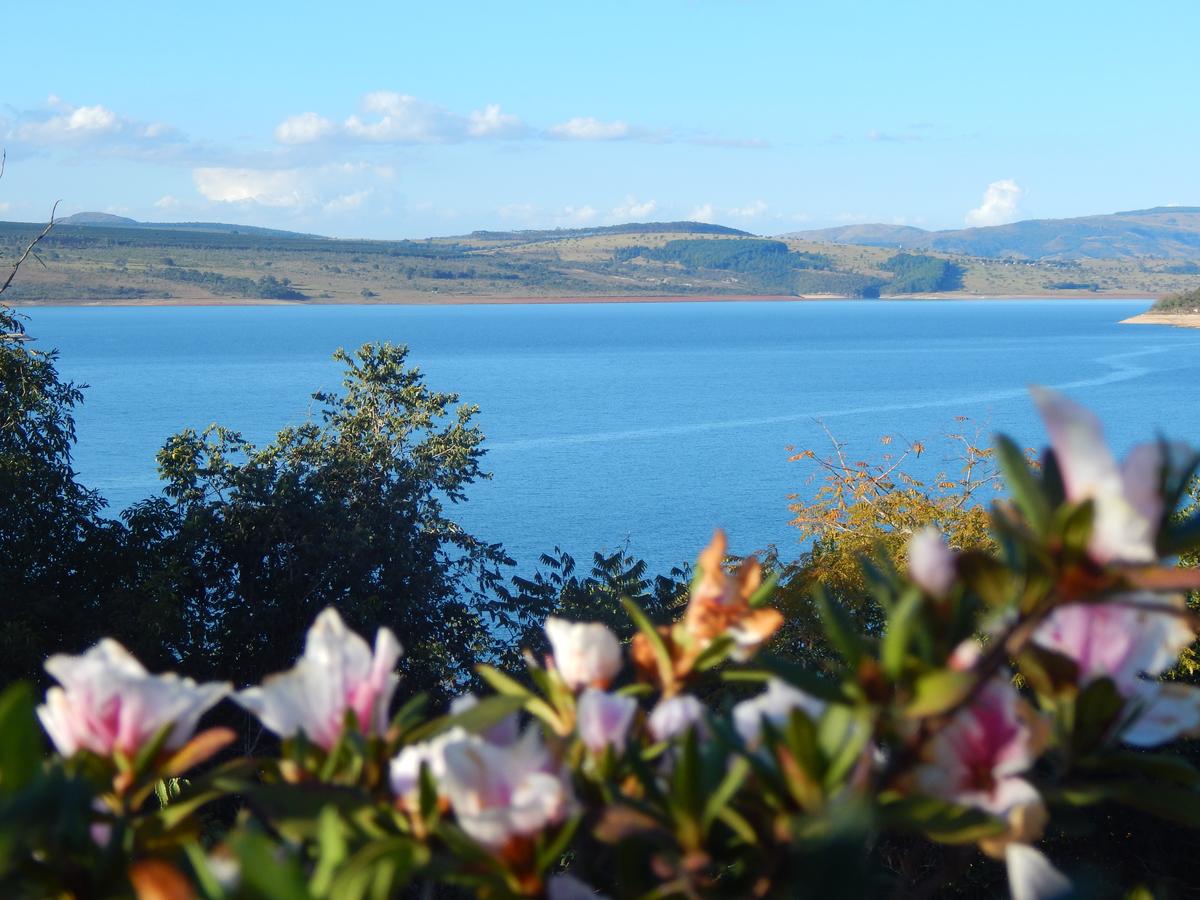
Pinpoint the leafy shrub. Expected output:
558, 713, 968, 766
5, 389, 1200, 899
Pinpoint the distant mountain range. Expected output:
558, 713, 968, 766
47, 207, 1200, 261
56, 212, 323, 240
784, 207, 1200, 260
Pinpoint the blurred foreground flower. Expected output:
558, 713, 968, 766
441, 728, 574, 851
576, 688, 637, 754
1032, 386, 1183, 564
684, 530, 782, 659
545, 617, 623, 690
235, 607, 402, 749
38, 639, 229, 759
733, 677, 826, 747
1034, 594, 1200, 745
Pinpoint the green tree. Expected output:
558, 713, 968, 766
0, 306, 182, 684
129, 343, 516, 700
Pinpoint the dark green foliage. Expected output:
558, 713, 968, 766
150, 267, 309, 300
504, 545, 690, 654
1152, 285, 1200, 312
617, 238, 831, 273
0, 306, 181, 684
881, 253, 965, 293
469, 221, 751, 242
1045, 281, 1101, 291
610, 238, 874, 295
128, 343, 517, 699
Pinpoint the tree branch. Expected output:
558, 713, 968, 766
0, 199, 60, 300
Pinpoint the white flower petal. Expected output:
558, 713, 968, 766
545, 618, 623, 690
1123, 681, 1200, 747
909, 527, 956, 596
733, 678, 825, 747
648, 695, 708, 742
1005, 843, 1071, 900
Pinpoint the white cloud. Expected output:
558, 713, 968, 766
194, 167, 312, 207
0, 201, 10, 214
966, 179, 1022, 227
611, 196, 657, 220
283, 92, 530, 145
323, 189, 371, 213
343, 91, 470, 143
5, 98, 188, 160
547, 117, 630, 141
275, 111, 336, 144
154, 195, 180, 209
560, 204, 597, 224
729, 200, 767, 219
688, 203, 715, 223
192, 162, 390, 210
16, 103, 121, 142
498, 202, 537, 221
468, 104, 526, 138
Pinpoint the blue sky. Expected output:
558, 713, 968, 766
3, 0, 1198, 238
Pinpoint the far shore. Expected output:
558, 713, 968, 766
1120, 312, 1200, 330
6, 290, 1155, 308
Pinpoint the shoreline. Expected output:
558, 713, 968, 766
1119, 312, 1200, 330
6, 291, 1155, 308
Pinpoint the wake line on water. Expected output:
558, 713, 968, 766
487, 346, 1170, 453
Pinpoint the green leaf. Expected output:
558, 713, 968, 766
747, 570, 780, 608
404, 694, 525, 744
1073, 677, 1125, 753
0, 682, 42, 795
131, 720, 175, 777
716, 806, 757, 844
995, 434, 1051, 533
622, 595, 674, 689
1050, 499, 1094, 560
818, 705, 870, 789
1078, 750, 1200, 787
1055, 781, 1200, 829
730, 654, 845, 703
536, 814, 581, 871
388, 693, 429, 735
814, 586, 863, 665
310, 805, 348, 896
233, 830, 312, 900
881, 795, 1006, 844
1016, 645, 1080, 700
475, 665, 532, 700
881, 588, 923, 679
702, 756, 750, 832
905, 669, 975, 719
693, 634, 736, 672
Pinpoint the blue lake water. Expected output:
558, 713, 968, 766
19, 299, 1200, 574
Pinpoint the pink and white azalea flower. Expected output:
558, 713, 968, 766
733, 678, 826, 747
915, 658, 1068, 895
648, 694, 708, 742
440, 728, 574, 850
235, 607, 402, 750
390, 692, 522, 810
1032, 386, 1190, 564
576, 688, 637, 754
916, 676, 1041, 820
908, 526, 957, 596
389, 726, 471, 809
1033, 593, 1200, 745
545, 617, 623, 691
37, 639, 229, 758
450, 692, 520, 746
